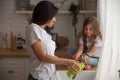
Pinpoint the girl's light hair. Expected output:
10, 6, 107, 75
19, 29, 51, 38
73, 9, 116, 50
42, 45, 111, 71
82, 16, 102, 39
78, 16, 102, 53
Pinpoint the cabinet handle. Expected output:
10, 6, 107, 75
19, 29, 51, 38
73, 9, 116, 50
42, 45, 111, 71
8, 70, 14, 74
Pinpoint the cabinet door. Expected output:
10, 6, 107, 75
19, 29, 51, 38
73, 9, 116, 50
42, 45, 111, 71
0, 68, 24, 80
24, 58, 30, 80
16, 0, 30, 10
84, 0, 97, 10
0, 58, 30, 80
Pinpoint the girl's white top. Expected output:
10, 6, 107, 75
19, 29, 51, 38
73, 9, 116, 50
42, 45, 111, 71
79, 37, 102, 57
26, 23, 56, 79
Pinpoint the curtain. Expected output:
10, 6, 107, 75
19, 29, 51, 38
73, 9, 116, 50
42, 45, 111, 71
96, 0, 120, 80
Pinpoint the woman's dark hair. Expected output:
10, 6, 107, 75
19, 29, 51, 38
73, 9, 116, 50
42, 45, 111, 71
32, 1, 58, 25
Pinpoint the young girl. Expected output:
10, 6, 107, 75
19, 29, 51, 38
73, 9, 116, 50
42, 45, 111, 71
73, 16, 102, 70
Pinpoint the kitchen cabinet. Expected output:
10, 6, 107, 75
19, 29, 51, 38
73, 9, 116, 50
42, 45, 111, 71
0, 58, 30, 80
16, 0, 31, 11
15, 0, 96, 14
0, 49, 30, 80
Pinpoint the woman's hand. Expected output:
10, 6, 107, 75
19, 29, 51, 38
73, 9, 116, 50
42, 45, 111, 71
66, 59, 80, 72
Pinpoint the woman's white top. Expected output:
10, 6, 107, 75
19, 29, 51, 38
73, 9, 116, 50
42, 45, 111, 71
26, 23, 56, 79
79, 37, 102, 57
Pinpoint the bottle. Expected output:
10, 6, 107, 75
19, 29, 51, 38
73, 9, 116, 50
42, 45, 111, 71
10, 31, 17, 51
2, 33, 7, 49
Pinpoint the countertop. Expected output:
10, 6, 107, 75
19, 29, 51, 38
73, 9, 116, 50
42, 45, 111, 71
55, 48, 69, 70
0, 48, 30, 58
0, 48, 96, 70
55, 48, 96, 70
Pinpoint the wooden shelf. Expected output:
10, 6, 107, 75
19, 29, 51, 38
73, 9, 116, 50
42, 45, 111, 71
58, 10, 96, 14
79, 10, 96, 13
16, 10, 33, 14
16, 10, 96, 14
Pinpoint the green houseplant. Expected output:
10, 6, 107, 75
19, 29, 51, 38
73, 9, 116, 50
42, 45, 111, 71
69, 2, 80, 46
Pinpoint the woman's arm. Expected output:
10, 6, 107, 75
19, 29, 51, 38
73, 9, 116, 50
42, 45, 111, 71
31, 39, 80, 72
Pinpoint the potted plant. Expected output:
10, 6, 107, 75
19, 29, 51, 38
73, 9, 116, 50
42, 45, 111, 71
69, 2, 80, 46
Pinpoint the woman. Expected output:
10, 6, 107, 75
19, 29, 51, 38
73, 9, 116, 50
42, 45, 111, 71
26, 1, 80, 80
73, 16, 102, 70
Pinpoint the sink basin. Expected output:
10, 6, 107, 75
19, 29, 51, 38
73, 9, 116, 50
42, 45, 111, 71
52, 70, 96, 80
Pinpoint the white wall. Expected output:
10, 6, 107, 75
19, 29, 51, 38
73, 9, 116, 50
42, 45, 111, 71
0, 0, 95, 48
53, 14, 84, 48
0, 0, 28, 48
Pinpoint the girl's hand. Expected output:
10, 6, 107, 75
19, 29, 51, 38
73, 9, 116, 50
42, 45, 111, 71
72, 54, 80, 61
82, 55, 89, 63
66, 59, 80, 72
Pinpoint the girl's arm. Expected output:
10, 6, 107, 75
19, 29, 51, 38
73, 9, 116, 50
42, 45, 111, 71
83, 37, 102, 63
31, 39, 80, 72
72, 43, 83, 60
82, 46, 98, 63
87, 46, 98, 56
